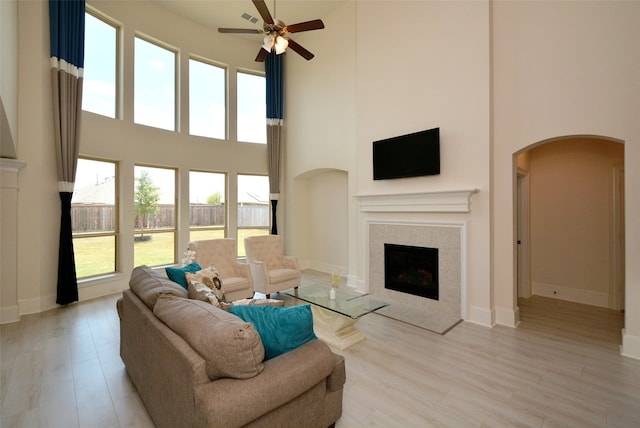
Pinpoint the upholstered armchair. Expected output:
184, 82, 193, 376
244, 235, 301, 298
187, 239, 254, 301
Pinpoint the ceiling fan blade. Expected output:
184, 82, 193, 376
218, 28, 262, 34
255, 48, 269, 62
252, 0, 274, 25
283, 19, 325, 34
287, 39, 315, 61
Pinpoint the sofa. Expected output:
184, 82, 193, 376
117, 265, 345, 428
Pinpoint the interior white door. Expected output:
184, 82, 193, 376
613, 165, 625, 311
517, 171, 531, 298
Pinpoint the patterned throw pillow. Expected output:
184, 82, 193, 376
188, 281, 222, 308
186, 265, 225, 302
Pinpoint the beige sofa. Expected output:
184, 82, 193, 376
117, 266, 345, 428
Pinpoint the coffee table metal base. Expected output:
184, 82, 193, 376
311, 306, 366, 350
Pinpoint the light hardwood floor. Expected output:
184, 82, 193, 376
2, 280, 639, 427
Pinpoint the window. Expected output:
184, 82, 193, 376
71, 158, 118, 278
189, 58, 226, 139
237, 174, 270, 256
237, 71, 266, 144
134, 37, 176, 131
189, 171, 226, 241
134, 165, 176, 267
82, 11, 117, 118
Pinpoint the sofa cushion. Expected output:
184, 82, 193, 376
154, 296, 265, 380
185, 265, 225, 301
228, 304, 317, 360
165, 262, 202, 289
129, 265, 188, 310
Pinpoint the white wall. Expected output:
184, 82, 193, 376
529, 138, 623, 306
492, 1, 640, 358
0, 0, 18, 158
284, 0, 357, 277
285, 1, 493, 325
354, 1, 492, 324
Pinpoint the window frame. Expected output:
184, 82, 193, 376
72, 157, 120, 279
188, 55, 228, 140
236, 69, 266, 144
133, 33, 180, 132
133, 164, 179, 267
83, 6, 122, 119
188, 169, 228, 240
236, 173, 270, 256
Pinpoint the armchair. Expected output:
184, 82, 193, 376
244, 235, 301, 298
187, 239, 254, 301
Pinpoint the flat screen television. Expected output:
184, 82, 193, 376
372, 127, 440, 180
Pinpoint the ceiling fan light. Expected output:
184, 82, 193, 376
262, 34, 275, 52
274, 35, 289, 54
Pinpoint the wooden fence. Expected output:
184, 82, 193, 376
72, 204, 269, 232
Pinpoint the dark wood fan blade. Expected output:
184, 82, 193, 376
287, 39, 314, 60
252, 0, 274, 25
218, 28, 262, 34
255, 48, 269, 62
284, 19, 325, 34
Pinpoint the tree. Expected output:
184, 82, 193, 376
134, 170, 160, 237
206, 192, 222, 205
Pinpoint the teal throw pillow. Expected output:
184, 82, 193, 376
165, 262, 202, 290
228, 304, 317, 360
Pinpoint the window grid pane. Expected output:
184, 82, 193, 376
134, 165, 176, 266
134, 37, 176, 131
189, 59, 226, 139
83, 12, 117, 118
72, 158, 118, 278
189, 171, 226, 238
237, 174, 270, 256
237, 72, 266, 144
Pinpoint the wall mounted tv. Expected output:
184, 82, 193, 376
372, 127, 440, 180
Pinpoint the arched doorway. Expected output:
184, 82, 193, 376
515, 136, 625, 325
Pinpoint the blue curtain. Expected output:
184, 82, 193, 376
49, 0, 85, 305
265, 52, 284, 235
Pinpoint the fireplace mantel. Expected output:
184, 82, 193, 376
357, 189, 478, 213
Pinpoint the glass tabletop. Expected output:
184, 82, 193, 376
284, 284, 388, 319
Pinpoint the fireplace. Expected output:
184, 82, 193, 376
384, 243, 439, 300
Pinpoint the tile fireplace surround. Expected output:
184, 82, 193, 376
358, 190, 476, 329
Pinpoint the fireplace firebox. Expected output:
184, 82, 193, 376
384, 243, 439, 300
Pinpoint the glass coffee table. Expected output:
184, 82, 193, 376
284, 285, 388, 350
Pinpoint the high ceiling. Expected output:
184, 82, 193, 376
154, 0, 345, 35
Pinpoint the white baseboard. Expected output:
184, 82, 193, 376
0, 305, 19, 324
495, 306, 520, 327
621, 329, 640, 360
466, 305, 493, 327
532, 282, 609, 308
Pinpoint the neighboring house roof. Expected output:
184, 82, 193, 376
72, 176, 115, 205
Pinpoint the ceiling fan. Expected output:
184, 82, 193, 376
218, 0, 325, 62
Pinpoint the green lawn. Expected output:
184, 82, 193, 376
73, 229, 269, 278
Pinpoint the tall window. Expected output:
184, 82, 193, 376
237, 71, 266, 144
71, 158, 118, 278
134, 165, 176, 267
82, 11, 117, 118
134, 36, 176, 131
237, 174, 270, 256
190, 171, 226, 241
189, 58, 226, 139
